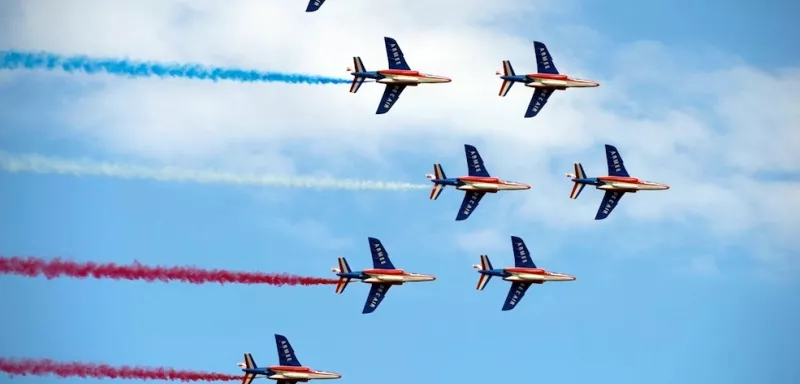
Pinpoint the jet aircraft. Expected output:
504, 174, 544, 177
567, 144, 670, 220
305, 0, 326, 12
348, 37, 451, 114
331, 237, 436, 314
238, 334, 341, 384
427, 144, 531, 221
497, 41, 599, 118
473, 236, 576, 311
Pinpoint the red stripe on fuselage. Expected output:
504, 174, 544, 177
268, 366, 310, 372
363, 269, 405, 275
379, 69, 419, 76
598, 176, 640, 183
527, 73, 569, 80
459, 176, 500, 183
505, 267, 545, 274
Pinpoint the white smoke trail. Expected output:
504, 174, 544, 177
0, 152, 429, 191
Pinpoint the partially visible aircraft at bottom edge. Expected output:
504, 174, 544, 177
566, 144, 670, 220
331, 237, 436, 314
238, 334, 341, 384
473, 236, 576, 311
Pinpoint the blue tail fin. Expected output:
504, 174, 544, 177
568, 162, 587, 199
349, 57, 367, 94
473, 255, 494, 290
427, 164, 447, 200
274, 334, 302, 367
498, 60, 516, 97
334, 257, 352, 294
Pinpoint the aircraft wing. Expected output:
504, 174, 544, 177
604, 144, 630, 177
533, 41, 559, 74
595, 190, 624, 220
368, 237, 396, 269
524, 87, 554, 118
376, 84, 406, 114
384, 37, 411, 70
305, 0, 325, 12
274, 334, 302, 367
502, 282, 531, 311
510, 236, 536, 268
464, 144, 490, 177
362, 283, 392, 314
455, 191, 486, 221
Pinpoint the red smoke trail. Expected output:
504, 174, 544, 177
0, 358, 241, 381
0, 256, 339, 286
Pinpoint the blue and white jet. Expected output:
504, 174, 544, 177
473, 236, 576, 311
331, 237, 436, 314
497, 41, 599, 118
426, 144, 531, 221
567, 144, 670, 220
238, 334, 341, 384
348, 37, 451, 114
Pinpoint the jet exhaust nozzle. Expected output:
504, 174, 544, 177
237, 362, 246, 368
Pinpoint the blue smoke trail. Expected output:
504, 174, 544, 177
0, 50, 351, 85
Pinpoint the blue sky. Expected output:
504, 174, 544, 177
1, 1, 798, 384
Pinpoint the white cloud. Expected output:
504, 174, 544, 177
2, 0, 799, 274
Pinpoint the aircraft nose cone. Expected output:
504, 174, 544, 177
664, 185, 670, 190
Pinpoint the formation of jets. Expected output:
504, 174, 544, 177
239, 11, 667, 379
342, 37, 596, 117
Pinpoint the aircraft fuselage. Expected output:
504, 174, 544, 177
478, 267, 576, 283
430, 176, 530, 193
336, 268, 436, 285
266, 365, 341, 381
574, 176, 669, 192
350, 69, 451, 85
524, 73, 599, 89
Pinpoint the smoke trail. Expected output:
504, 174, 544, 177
0, 358, 241, 381
0, 50, 351, 85
0, 152, 430, 191
0, 257, 339, 286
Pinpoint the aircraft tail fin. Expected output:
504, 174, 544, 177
426, 163, 447, 200
498, 60, 516, 97
567, 162, 587, 199
473, 255, 494, 291
349, 56, 367, 93
237, 354, 258, 384
332, 257, 352, 294
238, 353, 257, 369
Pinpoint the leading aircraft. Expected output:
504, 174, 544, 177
427, 144, 531, 221
238, 334, 341, 384
305, 0, 326, 12
348, 37, 451, 114
497, 41, 599, 118
473, 236, 576, 311
567, 144, 670, 220
331, 237, 436, 314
